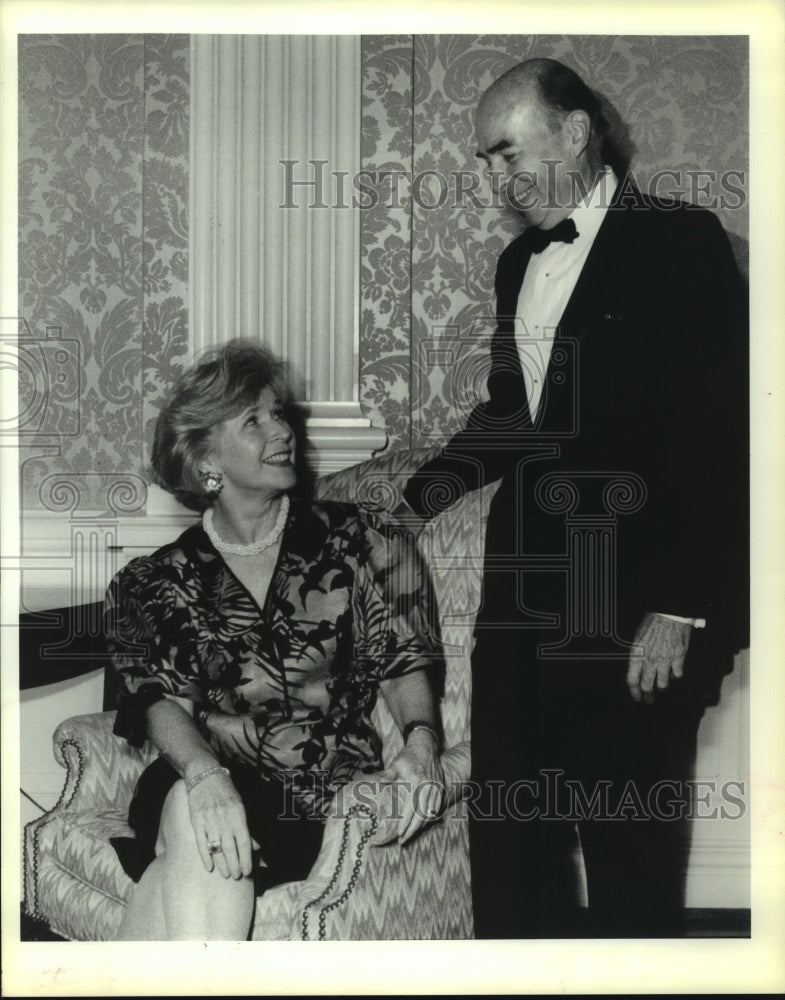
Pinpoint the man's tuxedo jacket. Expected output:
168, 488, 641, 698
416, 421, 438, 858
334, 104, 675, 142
404, 188, 748, 655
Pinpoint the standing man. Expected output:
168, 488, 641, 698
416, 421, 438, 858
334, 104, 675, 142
400, 59, 748, 937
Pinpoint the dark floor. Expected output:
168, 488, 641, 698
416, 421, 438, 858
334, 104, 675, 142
682, 907, 751, 938
19, 905, 750, 942
535, 907, 751, 939
20, 908, 67, 941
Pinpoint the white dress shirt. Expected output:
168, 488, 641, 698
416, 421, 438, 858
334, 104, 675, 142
514, 168, 703, 629
515, 168, 617, 423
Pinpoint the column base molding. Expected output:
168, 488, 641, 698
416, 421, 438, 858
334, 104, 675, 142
299, 400, 388, 478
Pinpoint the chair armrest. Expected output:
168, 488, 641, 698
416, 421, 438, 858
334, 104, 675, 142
52, 711, 158, 812
291, 741, 473, 940
440, 740, 471, 794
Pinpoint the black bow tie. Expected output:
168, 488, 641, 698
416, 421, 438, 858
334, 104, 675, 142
522, 217, 579, 254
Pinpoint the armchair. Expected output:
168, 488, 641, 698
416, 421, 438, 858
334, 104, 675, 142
24, 447, 498, 940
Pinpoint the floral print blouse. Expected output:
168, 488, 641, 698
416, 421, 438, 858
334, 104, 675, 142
105, 498, 442, 816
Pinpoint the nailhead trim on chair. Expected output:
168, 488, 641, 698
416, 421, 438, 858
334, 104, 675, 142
300, 803, 379, 941
54, 738, 87, 810
23, 817, 39, 919
24, 738, 86, 920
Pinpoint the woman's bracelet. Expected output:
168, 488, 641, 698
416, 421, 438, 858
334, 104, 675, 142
402, 720, 442, 753
184, 765, 230, 794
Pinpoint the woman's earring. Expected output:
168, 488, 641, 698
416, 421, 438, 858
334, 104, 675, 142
199, 470, 224, 498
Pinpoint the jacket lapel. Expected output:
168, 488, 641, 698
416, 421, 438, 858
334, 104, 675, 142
492, 186, 639, 433
540, 188, 637, 431
556, 186, 633, 342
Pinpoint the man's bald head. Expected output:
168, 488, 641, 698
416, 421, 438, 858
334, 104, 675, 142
474, 58, 607, 228
480, 58, 607, 148
479, 59, 541, 116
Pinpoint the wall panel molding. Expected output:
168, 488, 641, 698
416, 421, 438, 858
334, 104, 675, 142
189, 35, 386, 475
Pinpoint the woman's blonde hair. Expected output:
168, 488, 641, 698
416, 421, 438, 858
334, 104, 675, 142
151, 339, 288, 511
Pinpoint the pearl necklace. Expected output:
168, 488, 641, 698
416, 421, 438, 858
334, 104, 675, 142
202, 494, 290, 556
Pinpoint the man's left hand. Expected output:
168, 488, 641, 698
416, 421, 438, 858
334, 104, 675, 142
626, 612, 692, 704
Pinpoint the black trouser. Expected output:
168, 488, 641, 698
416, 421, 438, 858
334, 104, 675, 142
468, 631, 705, 939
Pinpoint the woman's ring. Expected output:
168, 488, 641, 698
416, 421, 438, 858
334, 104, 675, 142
207, 840, 223, 854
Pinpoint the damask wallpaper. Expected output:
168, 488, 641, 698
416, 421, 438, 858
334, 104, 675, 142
360, 36, 416, 448
359, 35, 749, 449
18, 34, 189, 513
18, 35, 748, 506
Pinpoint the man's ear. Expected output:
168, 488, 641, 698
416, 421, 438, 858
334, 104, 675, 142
565, 109, 592, 158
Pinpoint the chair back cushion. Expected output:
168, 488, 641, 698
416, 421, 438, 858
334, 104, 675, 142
315, 446, 499, 754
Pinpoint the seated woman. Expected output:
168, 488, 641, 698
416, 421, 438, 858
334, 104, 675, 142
105, 340, 445, 940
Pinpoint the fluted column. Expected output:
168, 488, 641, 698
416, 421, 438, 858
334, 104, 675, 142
189, 35, 386, 475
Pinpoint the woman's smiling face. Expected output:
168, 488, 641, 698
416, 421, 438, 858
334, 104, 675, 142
205, 386, 296, 499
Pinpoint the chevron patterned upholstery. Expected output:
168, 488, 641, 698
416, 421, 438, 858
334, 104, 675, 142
24, 447, 492, 940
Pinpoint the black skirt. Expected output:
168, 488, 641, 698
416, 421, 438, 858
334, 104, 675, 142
110, 757, 325, 895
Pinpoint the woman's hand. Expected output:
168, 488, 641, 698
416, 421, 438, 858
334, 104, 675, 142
185, 766, 253, 880
376, 729, 445, 845
377, 670, 446, 844
145, 701, 254, 880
